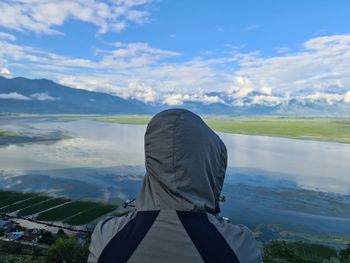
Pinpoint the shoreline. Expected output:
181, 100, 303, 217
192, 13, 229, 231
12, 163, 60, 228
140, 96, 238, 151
2, 114, 350, 145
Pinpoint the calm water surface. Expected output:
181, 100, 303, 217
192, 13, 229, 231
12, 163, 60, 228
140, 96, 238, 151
1, 118, 349, 194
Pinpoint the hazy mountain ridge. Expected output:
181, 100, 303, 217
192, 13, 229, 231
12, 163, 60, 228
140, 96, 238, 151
0, 76, 152, 114
0, 76, 349, 115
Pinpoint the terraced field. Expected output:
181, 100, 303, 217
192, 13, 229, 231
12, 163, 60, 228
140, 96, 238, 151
0, 190, 118, 225
0, 191, 36, 207
36, 201, 98, 221
17, 198, 70, 216
64, 205, 117, 225
1, 196, 51, 213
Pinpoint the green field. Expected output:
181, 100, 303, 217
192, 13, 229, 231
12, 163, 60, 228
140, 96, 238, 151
36, 201, 117, 222
62, 115, 350, 144
0, 191, 36, 208
0, 190, 118, 225
16, 198, 70, 216
64, 205, 117, 225
204, 117, 350, 144
59, 115, 152, 124
0, 130, 20, 137
0, 196, 51, 213
35, 201, 96, 221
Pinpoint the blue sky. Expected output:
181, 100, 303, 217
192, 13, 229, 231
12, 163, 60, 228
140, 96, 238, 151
0, 0, 350, 106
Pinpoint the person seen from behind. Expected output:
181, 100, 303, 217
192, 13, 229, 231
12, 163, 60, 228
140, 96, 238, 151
88, 109, 263, 263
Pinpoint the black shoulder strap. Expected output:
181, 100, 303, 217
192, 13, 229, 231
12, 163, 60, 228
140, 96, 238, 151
98, 211, 159, 263
177, 211, 240, 263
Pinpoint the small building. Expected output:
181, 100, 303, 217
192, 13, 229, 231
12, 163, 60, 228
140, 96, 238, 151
0, 220, 12, 232
6, 231, 24, 241
0, 220, 10, 229
22, 229, 41, 243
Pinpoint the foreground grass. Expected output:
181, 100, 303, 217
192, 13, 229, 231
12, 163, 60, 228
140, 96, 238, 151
62, 115, 350, 144
1, 238, 349, 263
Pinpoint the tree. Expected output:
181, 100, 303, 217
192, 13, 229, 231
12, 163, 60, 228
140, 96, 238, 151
340, 244, 350, 263
55, 229, 67, 240
38, 231, 55, 245
46, 237, 89, 263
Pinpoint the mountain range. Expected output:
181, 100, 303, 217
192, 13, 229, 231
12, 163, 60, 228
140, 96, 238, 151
0, 76, 349, 115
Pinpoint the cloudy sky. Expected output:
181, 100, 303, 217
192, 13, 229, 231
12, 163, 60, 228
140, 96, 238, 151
0, 0, 350, 106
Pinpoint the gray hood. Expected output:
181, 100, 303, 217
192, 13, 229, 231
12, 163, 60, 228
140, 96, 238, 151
136, 109, 227, 214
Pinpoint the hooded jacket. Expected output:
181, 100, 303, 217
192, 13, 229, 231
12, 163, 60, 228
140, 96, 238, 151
88, 109, 262, 263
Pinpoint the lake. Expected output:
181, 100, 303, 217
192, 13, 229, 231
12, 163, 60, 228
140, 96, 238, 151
1, 117, 350, 246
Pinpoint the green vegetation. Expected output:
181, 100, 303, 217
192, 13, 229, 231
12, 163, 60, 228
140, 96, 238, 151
204, 117, 350, 144
46, 237, 89, 263
0, 192, 36, 208
2, 236, 350, 263
1, 190, 118, 225
0, 196, 50, 213
36, 201, 116, 222
64, 205, 117, 225
60, 114, 152, 124
340, 245, 350, 263
254, 223, 350, 248
17, 198, 70, 217
89, 115, 152, 124
0, 240, 47, 263
38, 231, 56, 245
263, 240, 350, 263
0, 235, 88, 263
0, 130, 20, 137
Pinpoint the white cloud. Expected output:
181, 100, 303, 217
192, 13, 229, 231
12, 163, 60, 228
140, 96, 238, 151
244, 24, 260, 31
251, 95, 284, 106
163, 94, 183, 105
113, 82, 157, 103
0, 67, 12, 77
345, 91, 350, 103
236, 34, 350, 96
0, 92, 30, 100
163, 93, 223, 106
1, 33, 350, 107
31, 92, 60, 101
0, 0, 154, 35
302, 92, 350, 105
227, 77, 254, 99
276, 47, 291, 54
0, 32, 16, 41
